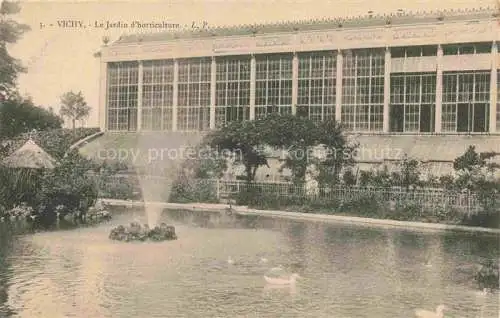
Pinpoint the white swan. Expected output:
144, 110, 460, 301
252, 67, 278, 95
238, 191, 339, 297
264, 273, 300, 285
264, 267, 300, 285
415, 305, 447, 318
259, 258, 268, 264
227, 256, 235, 265
476, 288, 493, 296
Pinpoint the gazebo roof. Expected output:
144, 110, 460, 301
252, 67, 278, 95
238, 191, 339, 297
2, 139, 57, 169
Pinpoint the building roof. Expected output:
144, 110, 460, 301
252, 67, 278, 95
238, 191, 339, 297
111, 7, 497, 45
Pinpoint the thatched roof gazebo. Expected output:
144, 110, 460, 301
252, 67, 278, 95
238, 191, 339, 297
2, 139, 57, 169
0, 138, 58, 209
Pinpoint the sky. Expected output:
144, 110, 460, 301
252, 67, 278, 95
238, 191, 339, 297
9, 0, 497, 127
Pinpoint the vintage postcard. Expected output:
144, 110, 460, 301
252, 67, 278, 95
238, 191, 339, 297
0, 0, 498, 317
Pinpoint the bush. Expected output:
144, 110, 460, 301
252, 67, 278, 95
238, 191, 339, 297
168, 179, 218, 203
6, 203, 33, 219
342, 169, 357, 186
0, 167, 44, 209
433, 206, 463, 224
235, 186, 262, 206
236, 184, 466, 224
462, 210, 500, 229
37, 151, 99, 224
99, 179, 138, 200
339, 194, 384, 218
388, 201, 423, 221
235, 186, 299, 210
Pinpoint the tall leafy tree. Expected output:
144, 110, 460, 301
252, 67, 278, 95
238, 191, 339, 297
0, 98, 63, 138
207, 113, 355, 183
0, 1, 30, 92
59, 91, 91, 130
206, 120, 268, 182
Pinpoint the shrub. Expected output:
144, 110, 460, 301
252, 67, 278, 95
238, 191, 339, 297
235, 185, 262, 206
433, 206, 463, 224
240, 188, 306, 210
389, 202, 423, 221
37, 151, 99, 224
168, 179, 218, 203
0, 167, 44, 209
99, 180, 137, 200
462, 210, 500, 229
342, 169, 357, 186
6, 203, 33, 219
339, 194, 384, 218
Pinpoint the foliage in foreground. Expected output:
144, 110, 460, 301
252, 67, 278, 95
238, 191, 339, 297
0, 150, 109, 226
36, 151, 99, 221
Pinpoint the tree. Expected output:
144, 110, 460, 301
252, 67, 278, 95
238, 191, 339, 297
0, 1, 30, 90
59, 91, 91, 130
315, 119, 356, 186
206, 120, 268, 182
453, 145, 499, 190
206, 113, 355, 183
395, 155, 421, 189
0, 98, 63, 139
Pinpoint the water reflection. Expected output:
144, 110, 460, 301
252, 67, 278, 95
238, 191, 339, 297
262, 283, 298, 296
0, 211, 498, 317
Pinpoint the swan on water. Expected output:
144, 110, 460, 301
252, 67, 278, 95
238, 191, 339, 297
476, 288, 493, 296
415, 305, 447, 318
264, 273, 300, 285
264, 266, 300, 285
227, 256, 235, 265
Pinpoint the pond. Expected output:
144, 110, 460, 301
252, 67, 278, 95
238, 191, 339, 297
0, 208, 498, 317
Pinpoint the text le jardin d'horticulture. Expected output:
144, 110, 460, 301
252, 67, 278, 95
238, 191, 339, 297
40, 19, 208, 30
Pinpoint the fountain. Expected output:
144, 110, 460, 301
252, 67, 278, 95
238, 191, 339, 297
109, 221, 177, 242
107, 132, 204, 241
138, 176, 174, 228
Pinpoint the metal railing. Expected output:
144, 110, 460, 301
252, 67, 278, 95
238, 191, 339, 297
98, 174, 482, 213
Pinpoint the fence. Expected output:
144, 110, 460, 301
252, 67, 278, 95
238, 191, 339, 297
98, 174, 482, 214
217, 180, 481, 213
